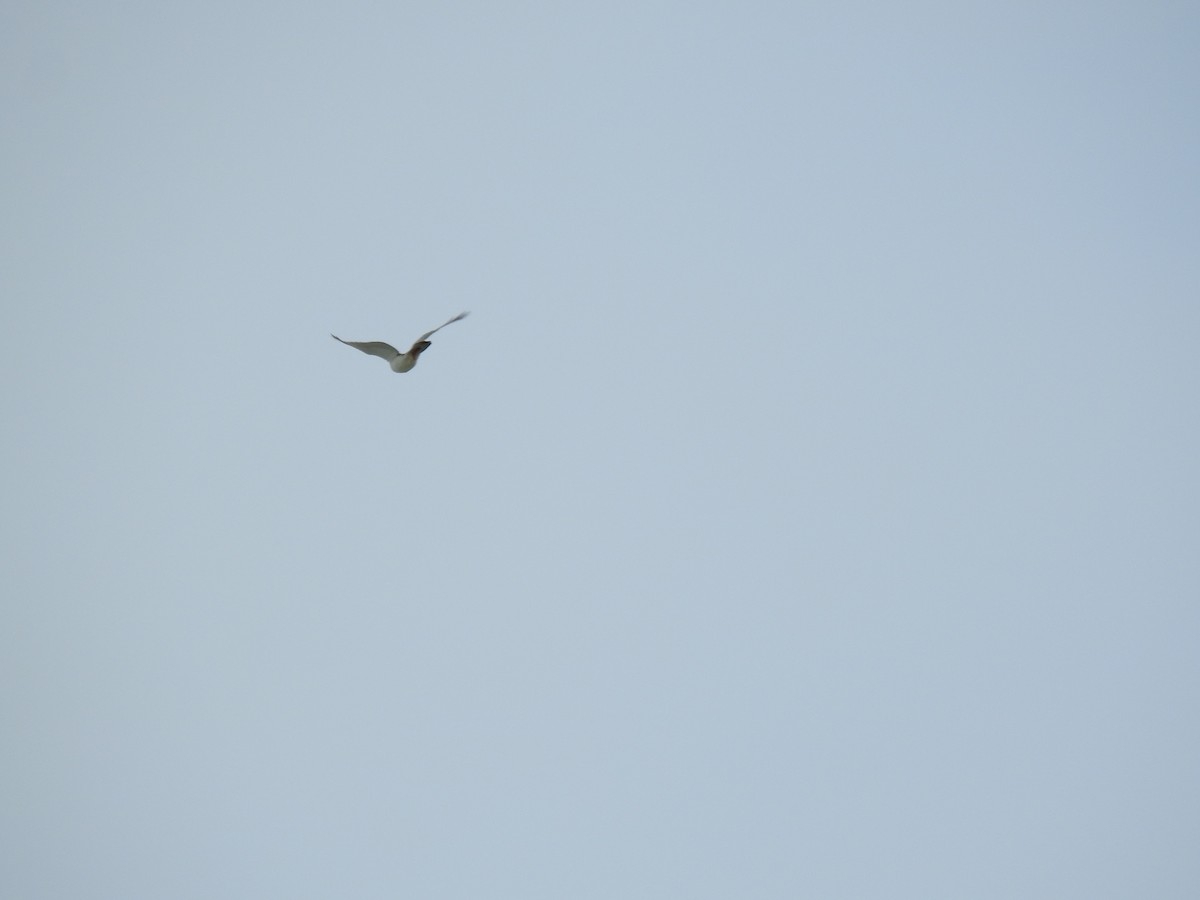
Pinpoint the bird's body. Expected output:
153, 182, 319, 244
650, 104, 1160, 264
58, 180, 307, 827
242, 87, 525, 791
332, 312, 468, 373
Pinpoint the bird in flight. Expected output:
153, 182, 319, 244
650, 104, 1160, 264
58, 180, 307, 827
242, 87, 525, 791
332, 312, 469, 373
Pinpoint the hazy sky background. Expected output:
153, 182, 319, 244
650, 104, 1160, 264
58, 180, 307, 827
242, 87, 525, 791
3, 2, 1198, 897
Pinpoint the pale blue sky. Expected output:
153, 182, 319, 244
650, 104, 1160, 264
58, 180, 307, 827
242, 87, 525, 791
3, 2, 1199, 897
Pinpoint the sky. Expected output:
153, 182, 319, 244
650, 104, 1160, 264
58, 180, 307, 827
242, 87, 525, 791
3, 2, 1199, 897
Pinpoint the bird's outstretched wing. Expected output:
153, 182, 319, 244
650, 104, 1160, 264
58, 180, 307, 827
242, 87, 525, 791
331, 335, 401, 361
416, 311, 469, 343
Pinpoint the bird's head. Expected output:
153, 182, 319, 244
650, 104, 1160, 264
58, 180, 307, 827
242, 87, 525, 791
411, 340, 432, 357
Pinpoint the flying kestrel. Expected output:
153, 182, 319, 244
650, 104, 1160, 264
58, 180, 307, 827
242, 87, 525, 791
332, 312, 469, 373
